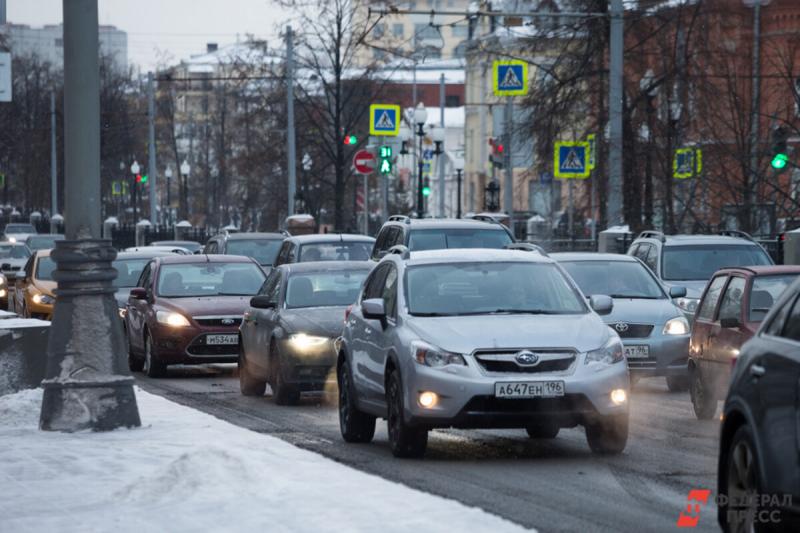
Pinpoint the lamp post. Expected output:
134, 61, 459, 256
414, 103, 428, 218
164, 166, 173, 226
180, 159, 190, 221
454, 157, 464, 219
130, 160, 140, 224
300, 152, 312, 214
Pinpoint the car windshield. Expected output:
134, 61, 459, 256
26, 235, 64, 251
407, 228, 512, 251
5, 224, 36, 234
298, 242, 372, 262
405, 262, 587, 316
0, 244, 31, 259
226, 239, 283, 265
157, 262, 266, 297
662, 245, 772, 281
560, 260, 665, 299
285, 270, 369, 308
36, 256, 56, 281
113, 258, 150, 288
750, 274, 800, 322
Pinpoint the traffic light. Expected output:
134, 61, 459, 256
489, 137, 505, 168
771, 126, 790, 170
379, 146, 392, 175
422, 177, 431, 196
343, 134, 358, 145
135, 174, 148, 184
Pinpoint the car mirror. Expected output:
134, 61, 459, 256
669, 286, 687, 298
129, 288, 147, 300
362, 298, 386, 321
250, 295, 275, 309
590, 294, 613, 316
376, 250, 389, 259
720, 317, 740, 329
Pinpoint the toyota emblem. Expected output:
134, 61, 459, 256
614, 322, 629, 333
515, 350, 539, 365
221, 318, 235, 325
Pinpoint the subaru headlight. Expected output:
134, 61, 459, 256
156, 311, 190, 327
118, 307, 127, 319
663, 316, 690, 335
675, 297, 699, 314
411, 340, 466, 367
32, 293, 55, 305
585, 336, 624, 365
8, 237, 16, 243
288, 333, 329, 350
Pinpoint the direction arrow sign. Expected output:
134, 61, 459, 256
353, 150, 376, 175
493, 60, 528, 97
369, 104, 401, 136
554, 141, 590, 179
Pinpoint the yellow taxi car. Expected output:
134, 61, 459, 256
14, 250, 56, 320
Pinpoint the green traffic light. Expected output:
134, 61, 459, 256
140, 174, 149, 184
422, 186, 431, 197
772, 153, 789, 170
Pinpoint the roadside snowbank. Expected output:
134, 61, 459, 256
0, 388, 529, 532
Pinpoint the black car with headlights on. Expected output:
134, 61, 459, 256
238, 261, 372, 404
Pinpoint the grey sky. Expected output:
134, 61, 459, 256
8, 0, 290, 70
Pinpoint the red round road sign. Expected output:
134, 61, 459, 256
353, 150, 376, 175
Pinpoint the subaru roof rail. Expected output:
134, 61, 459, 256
388, 215, 411, 224
504, 242, 548, 256
637, 230, 666, 242
718, 229, 754, 241
387, 244, 411, 260
470, 214, 500, 224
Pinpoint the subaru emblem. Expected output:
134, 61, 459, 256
614, 322, 629, 333
515, 350, 539, 365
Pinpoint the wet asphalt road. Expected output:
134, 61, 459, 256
137, 366, 721, 533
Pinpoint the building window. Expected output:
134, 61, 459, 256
393, 24, 404, 38
446, 95, 460, 107
373, 23, 385, 39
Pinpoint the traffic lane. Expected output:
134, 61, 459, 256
136, 367, 720, 533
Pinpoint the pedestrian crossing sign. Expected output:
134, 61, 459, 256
369, 104, 401, 136
493, 60, 528, 96
554, 141, 590, 179
673, 147, 702, 179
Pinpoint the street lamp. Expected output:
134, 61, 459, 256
164, 166, 173, 226
299, 153, 312, 214
414, 103, 428, 218
180, 159, 190, 220
130, 160, 140, 223
454, 157, 464, 219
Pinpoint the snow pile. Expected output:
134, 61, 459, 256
0, 388, 528, 533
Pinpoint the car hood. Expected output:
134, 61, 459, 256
34, 280, 57, 296
282, 306, 347, 338
158, 296, 252, 318
405, 312, 611, 354
663, 280, 708, 299
601, 298, 682, 327
1, 258, 27, 270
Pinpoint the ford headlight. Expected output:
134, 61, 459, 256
118, 307, 127, 319
411, 340, 466, 367
675, 297, 699, 314
156, 311, 190, 327
663, 316, 690, 335
585, 336, 624, 365
32, 293, 55, 305
288, 333, 329, 350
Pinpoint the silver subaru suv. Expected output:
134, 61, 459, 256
336, 247, 631, 458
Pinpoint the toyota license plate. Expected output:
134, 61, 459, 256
495, 381, 565, 398
624, 345, 649, 359
206, 334, 238, 345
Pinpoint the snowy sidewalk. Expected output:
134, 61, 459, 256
0, 388, 529, 533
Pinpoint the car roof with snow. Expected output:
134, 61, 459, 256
396, 248, 554, 266
550, 252, 639, 262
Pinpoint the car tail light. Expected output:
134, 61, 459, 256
344, 304, 353, 323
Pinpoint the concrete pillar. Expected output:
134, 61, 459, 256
135, 219, 151, 247
598, 226, 633, 254
102, 216, 119, 241
783, 229, 800, 265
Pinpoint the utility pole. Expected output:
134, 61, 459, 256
608, 0, 624, 227
504, 97, 513, 225
438, 73, 446, 218
50, 90, 58, 227
41, 0, 140, 432
286, 26, 297, 217
748, 0, 763, 232
147, 71, 157, 225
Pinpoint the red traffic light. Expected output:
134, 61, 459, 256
344, 134, 358, 145
495, 143, 504, 154
135, 174, 142, 183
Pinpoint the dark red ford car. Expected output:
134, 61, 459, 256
125, 254, 267, 377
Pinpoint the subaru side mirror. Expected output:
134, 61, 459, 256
669, 286, 687, 298
362, 298, 386, 322
590, 294, 614, 316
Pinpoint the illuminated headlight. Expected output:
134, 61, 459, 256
585, 336, 624, 365
118, 307, 127, 319
288, 333, 329, 350
610, 389, 627, 405
7, 237, 16, 243
418, 391, 438, 408
412, 340, 466, 367
663, 316, 690, 335
32, 293, 55, 305
675, 297, 699, 314
0, 289, 6, 298
156, 311, 190, 327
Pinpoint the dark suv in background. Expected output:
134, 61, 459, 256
370, 216, 514, 260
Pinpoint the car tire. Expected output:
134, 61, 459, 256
238, 347, 266, 397
585, 412, 628, 455
386, 368, 427, 458
143, 330, 167, 378
526, 422, 560, 439
690, 369, 716, 420
666, 374, 690, 392
719, 425, 762, 533
338, 359, 376, 443
271, 341, 299, 406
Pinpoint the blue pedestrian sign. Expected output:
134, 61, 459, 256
369, 104, 401, 136
554, 141, 590, 179
493, 60, 528, 97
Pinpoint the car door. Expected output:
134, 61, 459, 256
367, 264, 399, 398
691, 275, 728, 371
371, 227, 390, 261
15, 254, 34, 312
711, 276, 747, 391
247, 270, 282, 369
349, 264, 389, 402
126, 261, 153, 352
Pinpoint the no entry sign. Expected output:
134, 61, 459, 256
353, 150, 376, 175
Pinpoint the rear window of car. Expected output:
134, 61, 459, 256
27, 236, 64, 250
285, 270, 369, 308
113, 258, 150, 288
298, 242, 372, 262
4, 224, 36, 234
36, 256, 56, 281
407, 228, 512, 251
750, 274, 800, 322
560, 260, 665, 299
226, 239, 283, 266
662, 244, 772, 281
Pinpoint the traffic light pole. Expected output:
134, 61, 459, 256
147, 72, 157, 224
417, 130, 424, 218
286, 26, 297, 218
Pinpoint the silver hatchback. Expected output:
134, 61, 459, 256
336, 248, 630, 458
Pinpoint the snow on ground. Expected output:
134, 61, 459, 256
0, 388, 530, 533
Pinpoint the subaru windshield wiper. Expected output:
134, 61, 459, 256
608, 294, 661, 299
458, 309, 563, 315
409, 311, 455, 317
